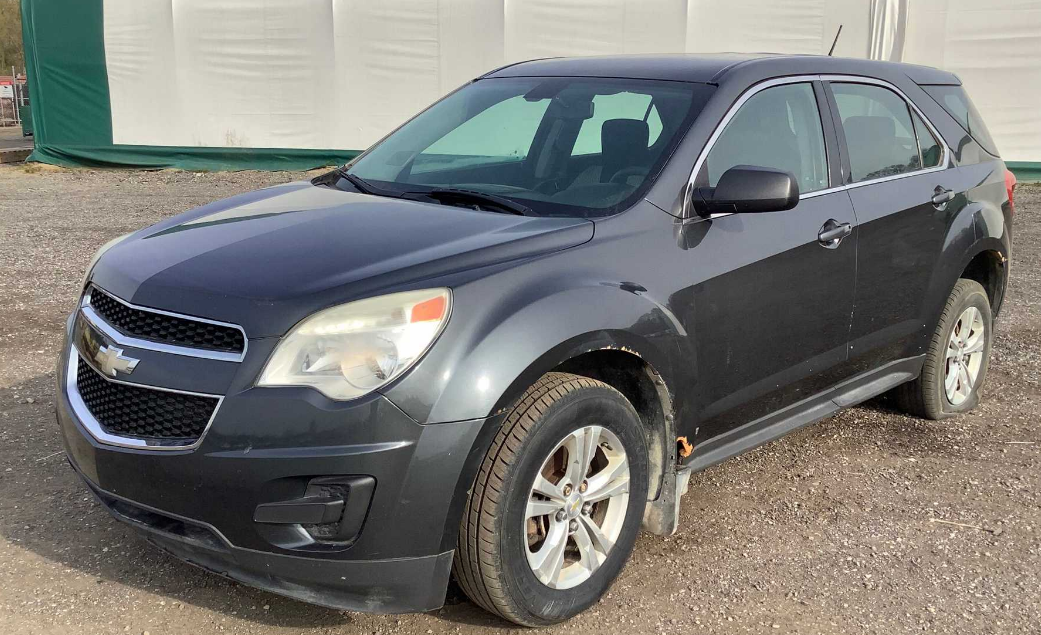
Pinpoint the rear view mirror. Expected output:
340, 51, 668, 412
550, 98, 595, 121
696, 165, 800, 215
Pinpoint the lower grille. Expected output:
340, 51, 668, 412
75, 358, 219, 442
86, 482, 228, 552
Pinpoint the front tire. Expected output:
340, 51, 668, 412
896, 279, 993, 419
453, 372, 648, 626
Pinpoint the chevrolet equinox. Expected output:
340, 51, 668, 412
58, 54, 1015, 626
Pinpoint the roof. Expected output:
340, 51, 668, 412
483, 54, 960, 86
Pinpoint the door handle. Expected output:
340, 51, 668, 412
818, 219, 852, 248
931, 187, 954, 209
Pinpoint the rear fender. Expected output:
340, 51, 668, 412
921, 162, 1010, 335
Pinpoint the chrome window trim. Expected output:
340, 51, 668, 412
683, 73, 952, 219
84, 287, 247, 363
799, 185, 848, 200
66, 347, 224, 452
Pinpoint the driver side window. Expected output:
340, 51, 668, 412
705, 82, 829, 194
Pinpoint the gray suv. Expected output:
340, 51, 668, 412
58, 54, 1013, 625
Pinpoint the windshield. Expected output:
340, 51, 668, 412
346, 77, 711, 217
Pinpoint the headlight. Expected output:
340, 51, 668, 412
82, 232, 131, 290
258, 289, 451, 400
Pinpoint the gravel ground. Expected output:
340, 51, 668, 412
0, 165, 1038, 635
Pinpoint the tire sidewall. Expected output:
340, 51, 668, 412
932, 283, 993, 416
497, 388, 649, 624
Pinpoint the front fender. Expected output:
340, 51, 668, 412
381, 269, 686, 425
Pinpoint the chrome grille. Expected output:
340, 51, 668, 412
88, 287, 245, 355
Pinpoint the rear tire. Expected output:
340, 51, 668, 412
452, 372, 648, 626
895, 279, 992, 419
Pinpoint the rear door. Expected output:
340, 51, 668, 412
681, 79, 859, 444
824, 79, 962, 372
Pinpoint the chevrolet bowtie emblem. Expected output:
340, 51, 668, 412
94, 344, 139, 377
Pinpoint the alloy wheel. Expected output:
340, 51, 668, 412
944, 306, 985, 406
524, 425, 630, 590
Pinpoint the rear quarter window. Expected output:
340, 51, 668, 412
922, 85, 999, 157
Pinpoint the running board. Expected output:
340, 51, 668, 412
684, 356, 922, 474
641, 356, 922, 536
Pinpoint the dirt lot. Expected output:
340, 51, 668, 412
0, 165, 1038, 635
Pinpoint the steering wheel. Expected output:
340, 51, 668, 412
608, 166, 650, 185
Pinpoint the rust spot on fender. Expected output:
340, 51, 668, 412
593, 344, 643, 358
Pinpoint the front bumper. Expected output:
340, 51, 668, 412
74, 462, 455, 612
57, 314, 490, 613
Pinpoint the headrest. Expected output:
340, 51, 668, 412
602, 119, 649, 157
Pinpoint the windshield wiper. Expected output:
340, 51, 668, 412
423, 188, 531, 216
337, 169, 378, 195
337, 168, 406, 199
337, 173, 531, 215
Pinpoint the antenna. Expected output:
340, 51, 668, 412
828, 25, 843, 56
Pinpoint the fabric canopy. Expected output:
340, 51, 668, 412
21, 0, 1041, 177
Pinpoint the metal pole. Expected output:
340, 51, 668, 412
12, 66, 18, 126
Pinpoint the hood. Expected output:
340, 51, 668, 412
91, 181, 593, 337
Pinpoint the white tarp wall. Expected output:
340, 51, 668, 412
904, 0, 1041, 162
102, 0, 1041, 163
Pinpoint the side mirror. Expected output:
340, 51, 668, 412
695, 165, 800, 215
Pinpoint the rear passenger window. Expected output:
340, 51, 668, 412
911, 110, 942, 169
832, 83, 921, 183
704, 82, 828, 194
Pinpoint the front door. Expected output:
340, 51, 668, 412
677, 80, 858, 444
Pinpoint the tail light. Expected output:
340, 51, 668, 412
1005, 168, 1017, 215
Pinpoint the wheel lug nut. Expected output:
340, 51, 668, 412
555, 510, 566, 522
563, 484, 572, 496
568, 519, 578, 533
579, 481, 588, 493
581, 503, 592, 516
